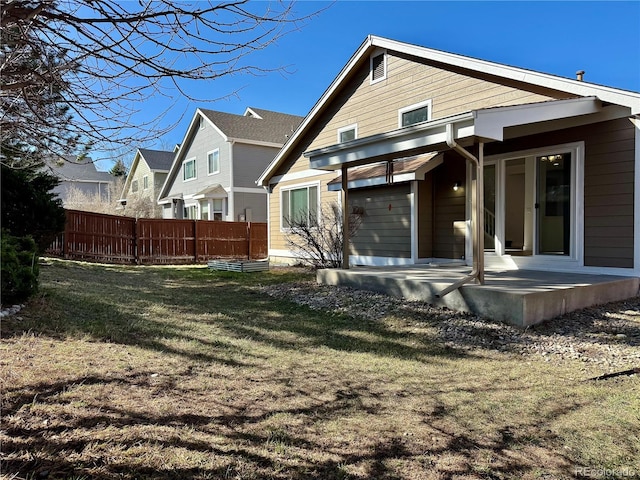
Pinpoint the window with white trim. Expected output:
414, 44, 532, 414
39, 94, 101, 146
338, 124, 357, 143
212, 199, 224, 221
143, 175, 149, 190
183, 158, 196, 181
200, 201, 209, 220
399, 100, 432, 127
184, 204, 198, 219
370, 51, 386, 84
199, 116, 205, 129
207, 149, 220, 175
282, 184, 318, 228
131, 180, 138, 192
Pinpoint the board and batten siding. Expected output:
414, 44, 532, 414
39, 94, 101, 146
485, 118, 636, 269
350, 184, 412, 259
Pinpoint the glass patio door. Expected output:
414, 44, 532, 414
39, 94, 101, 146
536, 153, 572, 255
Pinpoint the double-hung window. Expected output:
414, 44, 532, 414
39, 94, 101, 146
282, 184, 318, 229
207, 149, 220, 175
183, 158, 196, 181
399, 100, 432, 127
131, 180, 138, 192
212, 199, 224, 221
143, 175, 149, 190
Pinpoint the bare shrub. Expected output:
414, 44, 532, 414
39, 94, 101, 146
284, 202, 362, 269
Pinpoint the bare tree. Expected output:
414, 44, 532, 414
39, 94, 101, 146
64, 175, 126, 215
285, 202, 362, 269
1, 1, 319, 165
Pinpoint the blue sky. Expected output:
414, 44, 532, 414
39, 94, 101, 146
96, 1, 640, 170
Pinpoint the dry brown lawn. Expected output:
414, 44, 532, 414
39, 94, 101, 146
1, 259, 638, 479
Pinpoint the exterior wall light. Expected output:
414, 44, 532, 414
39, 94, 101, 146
453, 181, 461, 191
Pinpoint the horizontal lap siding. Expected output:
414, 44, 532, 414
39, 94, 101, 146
350, 184, 412, 258
432, 156, 467, 259
305, 53, 558, 160
486, 118, 636, 268
268, 49, 567, 259
583, 120, 635, 268
268, 175, 338, 252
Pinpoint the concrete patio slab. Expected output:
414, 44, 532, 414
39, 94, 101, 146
317, 266, 640, 327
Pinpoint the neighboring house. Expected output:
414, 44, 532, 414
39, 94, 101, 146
44, 155, 113, 207
120, 148, 175, 217
158, 107, 303, 222
258, 35, 640, 278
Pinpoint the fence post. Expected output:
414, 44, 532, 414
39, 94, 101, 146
63, 210, 71, 259
247, 222, 252, 260
134, 218, 140, 265
193, 220, 198, 263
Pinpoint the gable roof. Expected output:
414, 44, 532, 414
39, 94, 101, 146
158, 107, 304, 202
45, 155, 113, 183
200, 107, 303, 145
138, 148, 174, 171
119, 148, 174, 201
258, 35, 640, 186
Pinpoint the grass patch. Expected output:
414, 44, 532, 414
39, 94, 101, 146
1, 259, 638, 479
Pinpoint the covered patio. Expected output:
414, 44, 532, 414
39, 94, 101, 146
317, 265, 640, 327
302, 97, 640, 326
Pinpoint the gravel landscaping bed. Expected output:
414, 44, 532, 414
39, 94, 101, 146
260, 280, 640, 371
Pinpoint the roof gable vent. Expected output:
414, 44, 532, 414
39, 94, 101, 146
370, 52, 386, 84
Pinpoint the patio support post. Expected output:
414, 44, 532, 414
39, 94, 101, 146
341, 164, 350, 269
477, 142, 485, 284
437, 125, 485, 298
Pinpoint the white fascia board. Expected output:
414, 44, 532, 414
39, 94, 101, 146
229, 138, 283, 148
199, 109, 230, 141
121, 150, 141, 198
243, 107, 263, 119
257, 37, 375, 186
158, 108, 231, 201
371, 36, 640, 114
474, 97, 602, 141
307, 114, 475, 171
158, 111, 200, 200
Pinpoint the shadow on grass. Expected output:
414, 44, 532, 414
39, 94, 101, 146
2, 367, 586, 480
3, 260, 632, 479
4, 260, 469, 365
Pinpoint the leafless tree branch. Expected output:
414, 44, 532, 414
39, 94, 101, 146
1, 0, 323, 164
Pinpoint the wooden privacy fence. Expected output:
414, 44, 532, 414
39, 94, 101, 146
48, 210, 267, 265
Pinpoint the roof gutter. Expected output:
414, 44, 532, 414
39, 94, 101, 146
436, 123, 485, 298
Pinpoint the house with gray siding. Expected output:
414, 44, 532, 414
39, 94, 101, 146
45, 156, 113, 207
258, 35, 640, 280
120, 148, 175, 217
158, 107, 303, 223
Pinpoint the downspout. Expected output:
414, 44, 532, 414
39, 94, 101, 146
228, 140, 235, 221
436, 123, 485, 298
